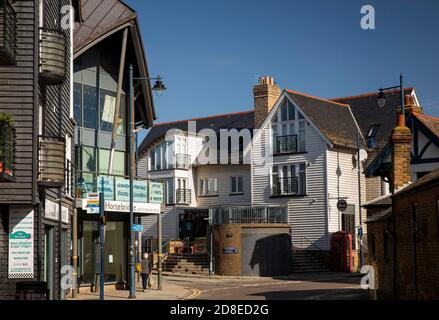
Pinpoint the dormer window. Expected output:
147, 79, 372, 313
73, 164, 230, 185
271, 99, 306, 155
367, 124, 379, 149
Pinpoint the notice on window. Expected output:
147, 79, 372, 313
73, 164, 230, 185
101, 95, 116, 124
8, 206, 34, 279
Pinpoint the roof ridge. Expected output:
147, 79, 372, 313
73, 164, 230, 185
332, 87, 415, 101
413, 112, 439, 121
153, 110, 254, 127
286, 89, 350, 108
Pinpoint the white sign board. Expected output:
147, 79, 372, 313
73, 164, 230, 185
61, 206, 69, 224
45, 199, 59, 221
79, 199, 161, 215
8, 206, 34, 279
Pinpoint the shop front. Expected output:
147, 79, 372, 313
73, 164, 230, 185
75, 177, 163, 288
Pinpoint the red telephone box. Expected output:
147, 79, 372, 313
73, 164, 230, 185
330, 231, 353, 272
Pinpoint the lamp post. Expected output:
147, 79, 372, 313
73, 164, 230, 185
128, 65, 167, 299
377, 73, 405, 115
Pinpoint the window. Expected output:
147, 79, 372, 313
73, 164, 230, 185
230, 176, 244, 194
271, 163, 306, 196
149, 141, 172, 171
200, 178, 218, 196
367, 124, 379, 149
73, 83, 82, 126
165, 179, 174, 204
271, 99, 306, 154
99, 90, 126, 135
83, 85, 98, 130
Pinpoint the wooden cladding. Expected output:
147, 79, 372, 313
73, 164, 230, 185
39, 28, 66, 84
38, 136, 65, 188
0, 0, 17, 65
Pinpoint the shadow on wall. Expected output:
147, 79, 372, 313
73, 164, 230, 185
246, 234, 292, 277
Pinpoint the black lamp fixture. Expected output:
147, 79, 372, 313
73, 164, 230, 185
152, 75, 167, 96
377, 73, 405, 115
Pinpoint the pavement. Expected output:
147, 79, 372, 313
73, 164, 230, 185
68, 274, 193, 300
68, 272, 368, 300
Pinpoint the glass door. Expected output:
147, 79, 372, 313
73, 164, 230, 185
44, 227, 54, 300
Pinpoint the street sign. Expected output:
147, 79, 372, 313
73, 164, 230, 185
132, 224, 144, 232
86, 192, 100, 214
337, 199, 348, 212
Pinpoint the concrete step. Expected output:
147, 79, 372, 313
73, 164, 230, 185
291, 250, 329, 273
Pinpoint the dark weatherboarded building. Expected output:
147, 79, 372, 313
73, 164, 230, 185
0, 0, 80, 300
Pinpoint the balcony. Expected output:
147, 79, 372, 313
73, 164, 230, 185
0, 114, 15, 182
38, 136, 65, 188
210, 205, 288, 225
274, 135, 298, 155
175, 154, 191, 170
176, 188, 191, 205
272, 177, 299, 196
39, 28, 66, 84
0, 0, 17, 65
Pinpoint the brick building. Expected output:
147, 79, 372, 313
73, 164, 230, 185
366, 105, 439, 299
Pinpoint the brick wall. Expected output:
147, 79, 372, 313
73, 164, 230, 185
366, 217, 394, 300
393, 184, 439, 300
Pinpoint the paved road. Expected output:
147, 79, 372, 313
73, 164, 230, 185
168, 273, 368, 300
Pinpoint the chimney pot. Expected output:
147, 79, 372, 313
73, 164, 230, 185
253, 76, 281, 128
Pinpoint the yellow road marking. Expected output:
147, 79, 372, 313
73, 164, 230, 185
182, 288, 201, 300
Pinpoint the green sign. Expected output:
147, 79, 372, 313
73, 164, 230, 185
149, 181, 164, 204
115, 178, 149, 203
97, 176, 114, 200
133, 181, 148, 203
115, 178, 130, 202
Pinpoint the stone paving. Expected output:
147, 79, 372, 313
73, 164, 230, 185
68, 274, 192, 300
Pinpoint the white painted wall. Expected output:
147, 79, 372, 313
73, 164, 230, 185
196, 164, 252, 208
326, 149, 367, 249
251, 115, 330, 250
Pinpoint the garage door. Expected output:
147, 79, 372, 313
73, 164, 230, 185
241, 227, 291, 277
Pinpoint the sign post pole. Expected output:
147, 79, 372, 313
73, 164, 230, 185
99, 177, 105, 300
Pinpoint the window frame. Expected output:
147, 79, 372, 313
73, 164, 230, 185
270, 99, 307, 154
271, 162, 307, 196
230, 176, 244, 195
199, 178, 219, 197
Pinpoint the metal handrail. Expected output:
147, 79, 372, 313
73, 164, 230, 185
175, 154, 191, 170
176, 188, 191, 204
299, 236, 323, 251
274, 134, 298, 155
0, 0, 17, 58
272, 177, 299, 196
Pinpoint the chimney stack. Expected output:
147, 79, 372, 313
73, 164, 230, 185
404, 94, 423, 115
391, 96, 413, 192
253, 76, 281, 128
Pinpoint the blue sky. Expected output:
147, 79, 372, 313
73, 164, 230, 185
125, 0, 439, 143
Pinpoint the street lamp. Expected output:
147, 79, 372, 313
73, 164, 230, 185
377, 73, 405, 115
128, 65, 167, 299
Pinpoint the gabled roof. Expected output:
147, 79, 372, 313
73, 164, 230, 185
412, 113, 439, 139
393, 167, 439, 197
286, 90, 361, 149
73, 0, 156, 128
73, 0, 136, 56
138, 110, 255, 156
333, 88, 415, 149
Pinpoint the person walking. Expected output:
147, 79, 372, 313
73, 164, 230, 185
140, 253, 151, 292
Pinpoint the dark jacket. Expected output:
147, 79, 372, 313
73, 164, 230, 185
140, 258, 151, 274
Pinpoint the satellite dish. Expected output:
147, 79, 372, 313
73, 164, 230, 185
359, 149, 368, 162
